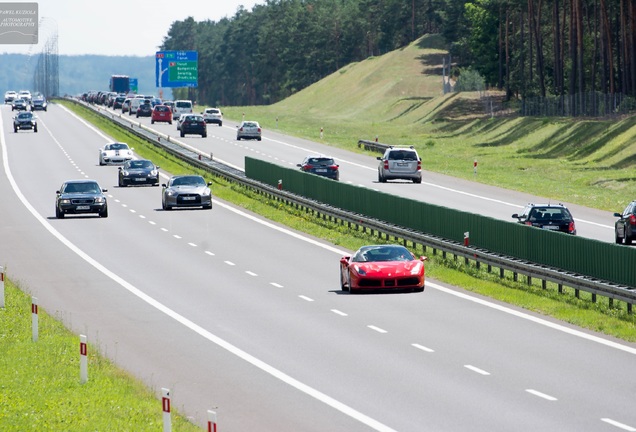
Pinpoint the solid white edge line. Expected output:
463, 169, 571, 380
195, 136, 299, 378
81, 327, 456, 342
1, 107, 400, 432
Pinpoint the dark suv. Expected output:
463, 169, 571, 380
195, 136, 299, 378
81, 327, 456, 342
512, 203, 576, 235
377, 146, 422, 183
614, 201, 636, 245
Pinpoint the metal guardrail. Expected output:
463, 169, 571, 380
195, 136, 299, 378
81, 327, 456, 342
67, 99, 636, 310
357, 139, 390, 153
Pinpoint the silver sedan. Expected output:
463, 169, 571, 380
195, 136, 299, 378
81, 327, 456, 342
161, 175, 212, 210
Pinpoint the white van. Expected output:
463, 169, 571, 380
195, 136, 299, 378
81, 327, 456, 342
173, 99, 193, 120
129, 96, 149, 116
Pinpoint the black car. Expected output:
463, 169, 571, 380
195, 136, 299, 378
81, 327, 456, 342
112, 96, 126, 110
13, 112, 38, 133
136, 102, 152, 117
11, 98, 28, 111
613, 201, 636, 244
297, 155, 340, 180
55, 180, 108, 218
118, 159, 160, 187
179, 114, 207, 138
512, 203, 576, 235
31, 95, 47, 111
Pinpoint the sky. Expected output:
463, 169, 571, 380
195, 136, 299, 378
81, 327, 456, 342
0, 0, 265, 56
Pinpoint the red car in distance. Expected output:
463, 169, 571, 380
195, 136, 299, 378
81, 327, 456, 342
151, 105, 172, 125
339, 245, 427, 293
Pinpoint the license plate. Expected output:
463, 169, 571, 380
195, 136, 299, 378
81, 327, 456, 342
316, 169, 327, 173
76, 205, 90, 210
182, 196, 196, 201
397, 162, 408, 166
134, 178, 145, 181
543, 225, 559, 230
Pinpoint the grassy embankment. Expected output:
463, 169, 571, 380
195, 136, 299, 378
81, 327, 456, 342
3, 33, 636, 429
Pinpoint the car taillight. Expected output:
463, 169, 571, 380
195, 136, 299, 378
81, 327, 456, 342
525, 221, 533, 226
630, 215, 636, 226
383, 161, 389, 169
257, 128, 261, 132
239, 127, 243, 132
305, 164, 313, 170
329, 165, 338, 171
569, 221, 576, 233
417, 160, 422, 171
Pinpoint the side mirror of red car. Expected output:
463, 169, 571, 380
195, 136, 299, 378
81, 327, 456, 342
340, 257, 350, 266
420, 256, 428, 262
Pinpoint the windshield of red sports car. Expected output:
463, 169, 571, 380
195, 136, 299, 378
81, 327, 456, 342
351, 245, 413, 262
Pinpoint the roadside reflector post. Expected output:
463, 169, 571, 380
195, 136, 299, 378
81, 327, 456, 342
80, 334, 88, 384
463, 232, 470, 265
473, 159, 478, 176
277, 179, 282, 191
0, 266, 4, 308
320, 127, 324, 139
207, 410, 218, 432
162, 388, 171, 432
375, 135, 379, 143
31, 297, 38, 342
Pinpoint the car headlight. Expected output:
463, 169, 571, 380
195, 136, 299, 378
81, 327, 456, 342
202, 189, 211, 196
94, 197, 106, 203
150, 170, 158, 176
121, 170, 129, 176
101, 152, 107, 157
353, 265, 366, 276
410, 262, 422, 275
166, 190, 175, 196
59, 199, 71, 204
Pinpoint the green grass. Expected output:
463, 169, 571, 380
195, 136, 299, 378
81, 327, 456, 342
8, 42, 636, 428
0, 282, 200, 431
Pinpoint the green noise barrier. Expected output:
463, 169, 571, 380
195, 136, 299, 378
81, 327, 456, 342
245, 157, 636, 287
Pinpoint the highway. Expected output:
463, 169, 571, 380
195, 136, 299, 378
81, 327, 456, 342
113, 105, 616, 242
1, 102, 635, 431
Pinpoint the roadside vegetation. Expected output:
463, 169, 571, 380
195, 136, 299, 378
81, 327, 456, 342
5, 33, 636, 427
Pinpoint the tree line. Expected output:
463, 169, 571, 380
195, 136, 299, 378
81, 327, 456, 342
160, 0, 636, 111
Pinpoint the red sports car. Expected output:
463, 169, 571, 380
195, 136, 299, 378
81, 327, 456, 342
339, 245, 427, 293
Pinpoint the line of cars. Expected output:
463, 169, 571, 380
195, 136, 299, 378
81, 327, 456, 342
55, 141, 213, 219
6, 89, 46, 133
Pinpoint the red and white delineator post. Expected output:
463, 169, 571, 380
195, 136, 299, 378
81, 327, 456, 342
207, 410, 218, 432
0, 266, 4, 308
162, 388, 171, 432
80, 334, 88, 384
32, 296, 38, 342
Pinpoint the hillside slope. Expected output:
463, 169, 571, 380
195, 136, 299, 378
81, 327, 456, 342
224, 34, 636, 211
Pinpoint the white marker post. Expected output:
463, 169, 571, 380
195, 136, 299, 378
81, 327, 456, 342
31, 297, 38, 342
207, 410, 218, 432
162, 388, 171, 432
0, 266, 4, 308
80, 334, 88, 384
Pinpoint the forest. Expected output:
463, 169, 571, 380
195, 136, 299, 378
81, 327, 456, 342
160, 0, 636, 114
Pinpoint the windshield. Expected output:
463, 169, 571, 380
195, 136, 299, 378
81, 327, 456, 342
107, 143, 129, 150
127, 160, 153, 169
171, 176, 205, 187
352, 246, 413, 262
63, 182, 101, 194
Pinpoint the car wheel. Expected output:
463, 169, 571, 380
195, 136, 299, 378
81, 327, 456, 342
169, 121, 172, 125
237, 136, 241, 141
257, 137, 262, 141
413, 177, 421, 184
118, 177, 126, 187
180, 130, 185, 137
203, 204, 212, 210
202, 132, 207, 138
151, 120, 155, 124
340, 269, 348, 292
55, 207, 64, 219
414, 286, 425, 293
615, 229, 623, 244
626, 235, 633, 245
34, 125, 38, 133
219, 122, 222, 127
99, 206, 108, 218
378, 171, 386, 183
14, 127, 17, 133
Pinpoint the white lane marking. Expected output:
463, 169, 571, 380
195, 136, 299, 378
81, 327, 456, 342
205, 251, 215, 256
2, 115, 400, 432
464, 365, 490, 375
161, 227, 168, 232
299, 295, 314, 302
526, 389, 557, 401
331, 309, 348, 317
601, 418, 636, 431
139, 215, 146, 219
149, 221, 156, 225
188, 242, 197, 247
173, 235, 182, 239
368, 325, 387, 334
270, 282, 283, 288
212, 199, 636, 356
129, 209, 136, 214
411, 343, 434, 353
246, 271, 257, 276
224, 261, 235, 266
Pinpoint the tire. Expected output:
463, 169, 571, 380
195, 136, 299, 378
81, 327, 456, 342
237, 136, 241, 141
615, 232, 623, 244
99, 206, 108, 218
340, 269, 348, 292
202, 132, 207, 138
151, 120, 155, 124
55, 207, 64, 219
203, 204, 212, 210
219, 122, 222, 127
257, 137, 262, 141
14, 127, 17, 133
118, 177, 126, 187
626, 235, 633, 245
413, 177, 421, 184
180, 130, 185, 137
34, 125, 38, 133
378, 171, 386, 183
